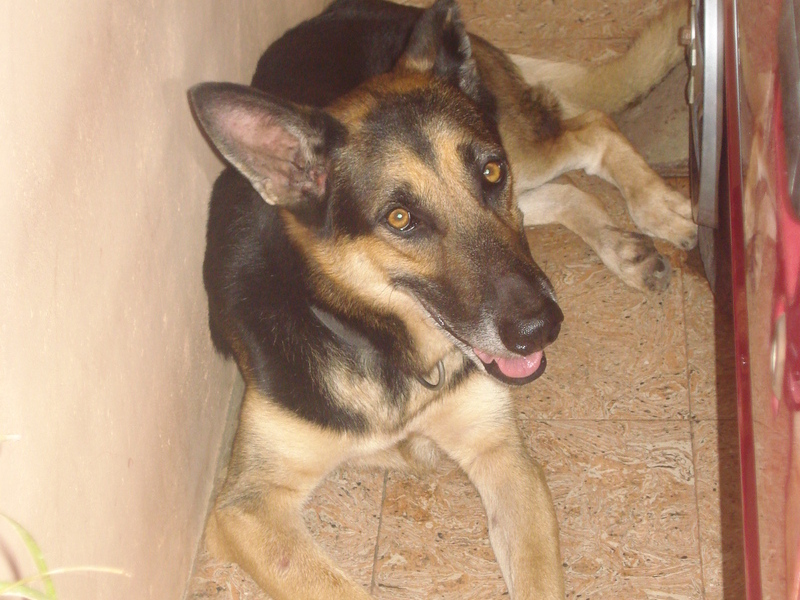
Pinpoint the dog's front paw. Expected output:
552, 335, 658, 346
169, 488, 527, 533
629, 185, 698, 251
604, 228, 672, 292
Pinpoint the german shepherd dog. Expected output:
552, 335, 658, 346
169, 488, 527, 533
189, 1, 694, 598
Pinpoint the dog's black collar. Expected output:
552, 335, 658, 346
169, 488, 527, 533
310, 304, 374, 352
309, 303, 446, 391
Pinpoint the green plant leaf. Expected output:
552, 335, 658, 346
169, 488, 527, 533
0, 514, 56, 599
0, 513, 129, 598
0, 567, 130, 597
0, 582, 52, 600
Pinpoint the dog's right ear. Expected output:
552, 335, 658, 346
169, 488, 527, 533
398, 0, 482, 103
189, 82, 345, 207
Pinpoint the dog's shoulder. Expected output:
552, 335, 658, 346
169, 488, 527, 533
202, 168, 304, 355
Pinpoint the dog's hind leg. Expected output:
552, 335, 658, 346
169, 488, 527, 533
509, 0, 688, 117
509, 110, 697, 252
518, 182, 672, 292
205, 395, 372, 600
416, 376, 565, 600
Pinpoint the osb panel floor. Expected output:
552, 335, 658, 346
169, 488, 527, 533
185, 2, 745, 599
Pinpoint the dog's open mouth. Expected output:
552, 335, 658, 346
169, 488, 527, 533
473, 348, 547, 385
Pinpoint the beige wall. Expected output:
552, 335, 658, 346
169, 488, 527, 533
0, 1, 326, 598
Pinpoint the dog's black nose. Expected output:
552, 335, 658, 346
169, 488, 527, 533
498, 296, 562, 355
494, 273, 563, 355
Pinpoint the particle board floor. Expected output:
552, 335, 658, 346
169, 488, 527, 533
185, 2, 745, 598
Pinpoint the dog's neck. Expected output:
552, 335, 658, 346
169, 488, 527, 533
309, 303, 445, 390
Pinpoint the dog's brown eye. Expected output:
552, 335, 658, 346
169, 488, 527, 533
387, 208, 412, 231
482, 160, 504, 184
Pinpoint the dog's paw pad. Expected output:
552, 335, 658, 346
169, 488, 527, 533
643, 254, 672, 292
612, 230, 672, 293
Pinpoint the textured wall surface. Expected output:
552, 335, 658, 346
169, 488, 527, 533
0, 1, 326, 598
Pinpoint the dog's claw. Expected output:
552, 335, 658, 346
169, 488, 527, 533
679, 227, 699, 250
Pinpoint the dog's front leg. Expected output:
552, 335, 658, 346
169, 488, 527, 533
206, 394, 372, 600
538, 110, 697, 250
518, 182, 672, 292
417, 376, 565, 600
206, 493, 372, 600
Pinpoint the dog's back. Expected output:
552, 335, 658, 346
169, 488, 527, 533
250, 0, 422, 107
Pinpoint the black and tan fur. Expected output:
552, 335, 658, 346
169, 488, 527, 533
189, 1, 693, 598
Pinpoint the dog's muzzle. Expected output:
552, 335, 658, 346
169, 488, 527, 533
474, 273, 564, 385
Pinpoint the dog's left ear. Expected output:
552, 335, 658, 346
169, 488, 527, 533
398, 0, 482, 102
189, 82, 344, 207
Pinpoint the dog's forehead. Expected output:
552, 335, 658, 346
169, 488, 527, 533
364, 86, 491, 148
332, 73, 497, 152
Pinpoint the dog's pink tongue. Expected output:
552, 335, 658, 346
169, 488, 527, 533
474, 349, 543, 378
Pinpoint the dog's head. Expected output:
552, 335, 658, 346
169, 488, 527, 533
190, 0, 562, 385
